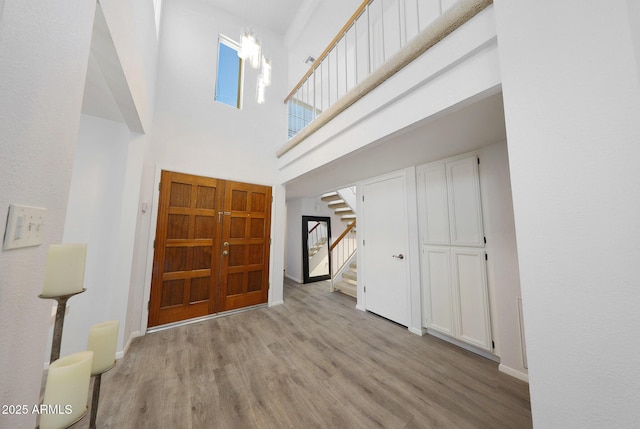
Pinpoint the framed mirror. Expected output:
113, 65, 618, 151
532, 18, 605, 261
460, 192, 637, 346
302, 216, 332, 283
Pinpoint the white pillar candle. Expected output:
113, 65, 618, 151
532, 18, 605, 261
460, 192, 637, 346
40, 351, 93, 429
42, 244, 87, 297
87, 320, 119, 375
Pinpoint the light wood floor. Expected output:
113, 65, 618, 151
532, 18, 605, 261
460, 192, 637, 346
72, 278, 532, 429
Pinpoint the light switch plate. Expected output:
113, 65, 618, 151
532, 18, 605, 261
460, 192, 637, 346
3, 204, 47, 250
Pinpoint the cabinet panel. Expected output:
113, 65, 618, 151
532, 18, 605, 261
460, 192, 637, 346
452, 248, 491, 351
418, 164, 450, 245
422, 246, 454, 335
446, 157, 484, 247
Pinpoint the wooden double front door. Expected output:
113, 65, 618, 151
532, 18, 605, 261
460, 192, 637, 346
148, 171, 272, 327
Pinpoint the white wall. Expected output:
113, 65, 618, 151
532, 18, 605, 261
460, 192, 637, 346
479, 142, 526, 379
151, 0, 288, 178
59, 115, 150, 360
495, 0, 640, 426
56, 0, 158, 361
0, 1, 96, 427
56, 115, 131, 358
0, 0, 157, 424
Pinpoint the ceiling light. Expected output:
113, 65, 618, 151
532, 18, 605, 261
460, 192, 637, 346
261, 57, 271, 87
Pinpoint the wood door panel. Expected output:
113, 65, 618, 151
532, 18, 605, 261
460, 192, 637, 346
149, 172, 271, 327
149, 171, 222, 327
189, 277, 211, 302
219, 181, 271, 312
160, 279, 185, 307
157, 301, 209, 326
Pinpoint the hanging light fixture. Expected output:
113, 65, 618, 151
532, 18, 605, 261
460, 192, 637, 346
256, 75, 266, 104
261, 57, 271, 87
239, 0, 269, 104
239, 28, 254, 60
250, 37, 262, 69
239, 28, 262, 70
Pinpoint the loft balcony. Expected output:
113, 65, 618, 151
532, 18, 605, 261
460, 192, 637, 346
278, 0, 503, 197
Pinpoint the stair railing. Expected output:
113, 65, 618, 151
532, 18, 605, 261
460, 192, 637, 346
280, 0, 492, 155
330, 220, 357, 289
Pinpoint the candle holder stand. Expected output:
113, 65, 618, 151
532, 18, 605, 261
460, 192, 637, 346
38, 289, 86, 363
89, 363, 115, 429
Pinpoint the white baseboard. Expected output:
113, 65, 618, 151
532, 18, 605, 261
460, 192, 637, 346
426, 329, 499, 362
269, 300, 284, 307
355, 304, 366, 312
117, 330, 143, 359
499, 364, 529, 383
408, 326, 426, 336
284, 273, 302, 283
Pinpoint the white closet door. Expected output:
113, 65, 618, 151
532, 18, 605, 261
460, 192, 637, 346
418, 164, 450, 245
446, 157, 484, 247
362, 174, 410, 327
422, 246, 454, 335
451, 248, 491, 351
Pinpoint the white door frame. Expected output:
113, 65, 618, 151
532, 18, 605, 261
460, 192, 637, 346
356, 167, 424, 335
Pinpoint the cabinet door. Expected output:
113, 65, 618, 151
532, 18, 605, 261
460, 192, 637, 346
417, 164, 450, 245
446, 157, 484, 247
422, 246, 454, 335
451, 248, 492, 351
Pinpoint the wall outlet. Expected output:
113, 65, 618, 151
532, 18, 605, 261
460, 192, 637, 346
3, 204, 47, 250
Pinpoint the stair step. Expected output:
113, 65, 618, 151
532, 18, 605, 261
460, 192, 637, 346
328, 200, 348, 208
334, 207, 353, 213
341, 214, 356, 222
334, 281, 357, 298
343, 270, 357, 281
321, 192, 340, 202
350, 261, 357, 269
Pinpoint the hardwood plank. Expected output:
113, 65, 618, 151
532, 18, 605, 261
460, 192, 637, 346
69, 278, 531, 428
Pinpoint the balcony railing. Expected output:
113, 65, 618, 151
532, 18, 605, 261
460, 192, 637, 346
281, 0, 492, 156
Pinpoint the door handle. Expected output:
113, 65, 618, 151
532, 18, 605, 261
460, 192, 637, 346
222, 250, 229, 256
392, 254, 404, 260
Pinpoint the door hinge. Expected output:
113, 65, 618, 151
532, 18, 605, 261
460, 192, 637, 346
492, 340, 495, 349
362, 195, 364, 202
363, 239, 365, 246
153, 239, 156, 248
485, 253, 488, 261
477, 158, 480, 165
159, 182, 161, 191
147, 301, 150, 310
364, 286, 366, 293
484, 236, 486, 244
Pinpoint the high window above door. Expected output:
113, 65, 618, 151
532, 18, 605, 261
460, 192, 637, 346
215, 36, 244, 109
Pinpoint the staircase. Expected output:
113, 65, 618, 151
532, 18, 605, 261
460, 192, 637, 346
322, 192, 356, 223
334, 261, 357, 298
321, 190, 357, 298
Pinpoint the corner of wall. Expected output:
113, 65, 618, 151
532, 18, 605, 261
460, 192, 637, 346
499, 364, 529, 383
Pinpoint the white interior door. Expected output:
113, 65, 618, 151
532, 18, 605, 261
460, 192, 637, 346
362, 174, 409, 326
